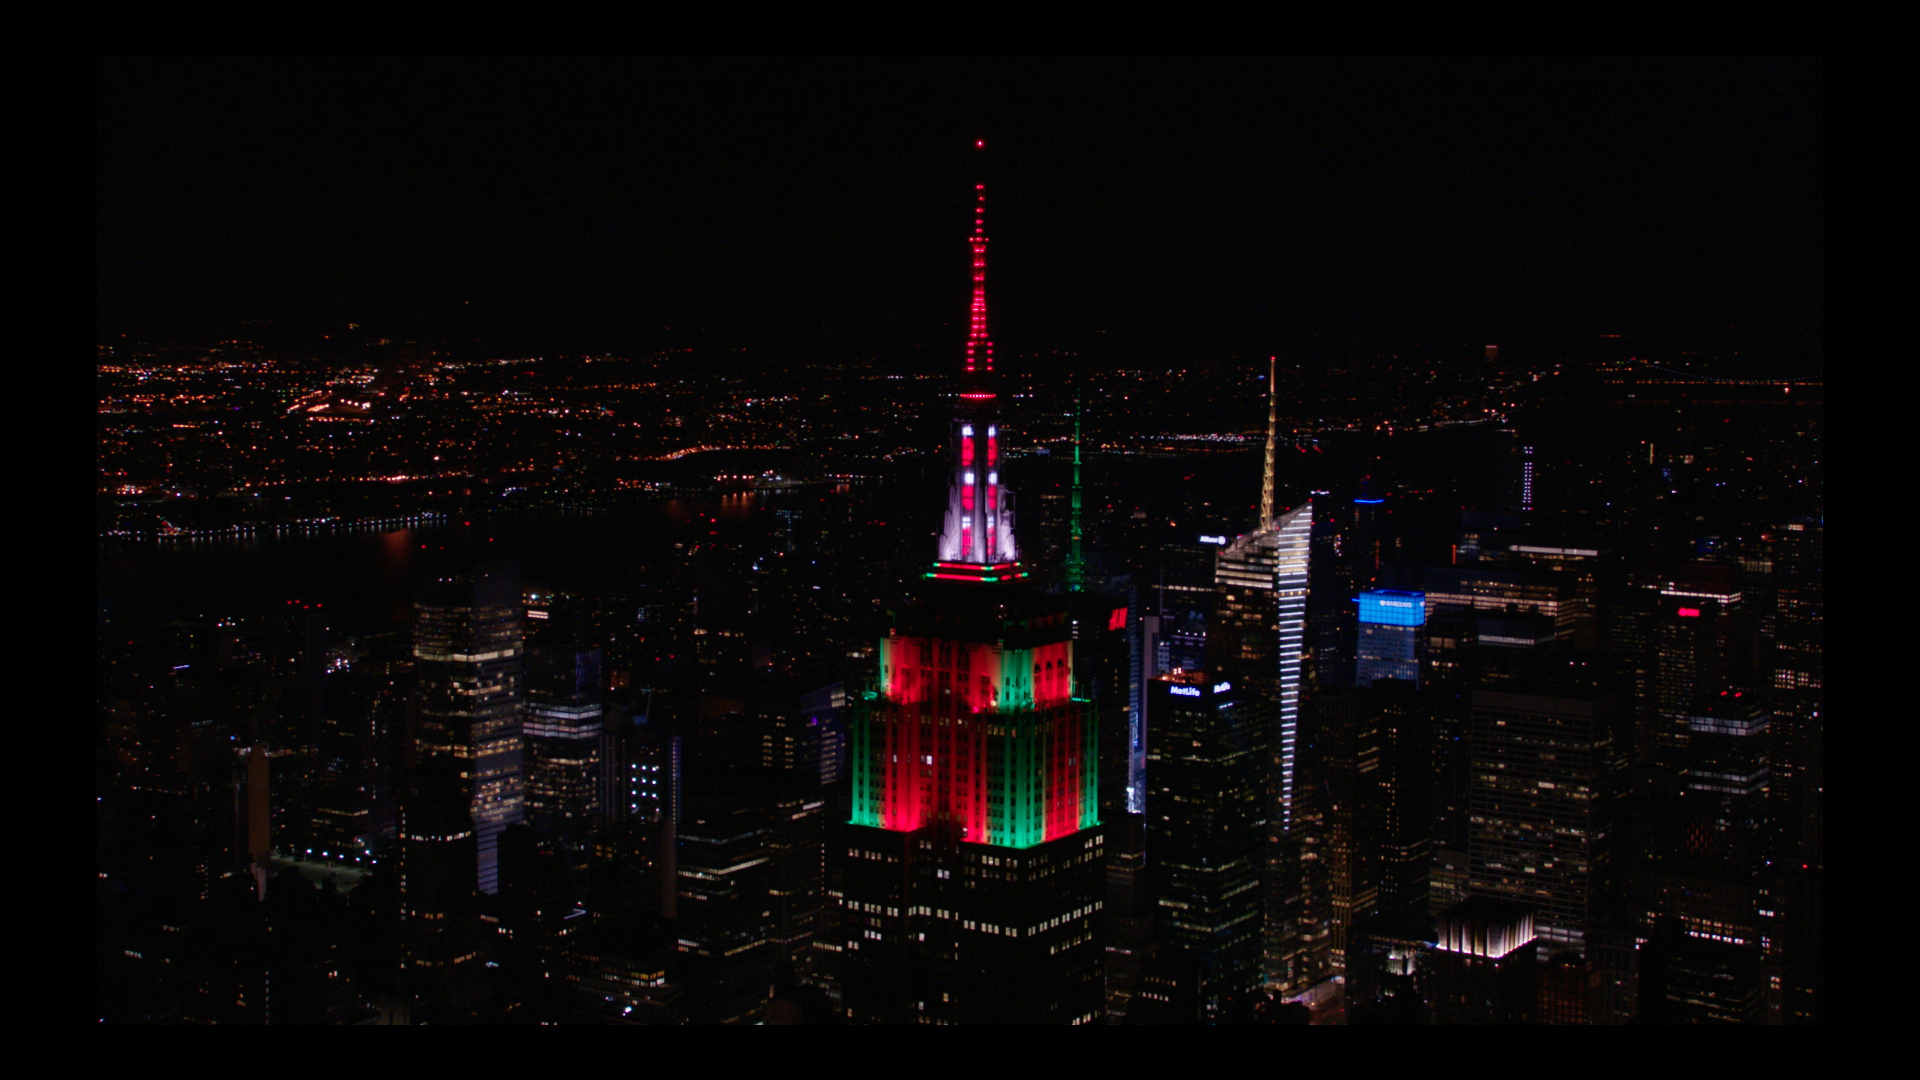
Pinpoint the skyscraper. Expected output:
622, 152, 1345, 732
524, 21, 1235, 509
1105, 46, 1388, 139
1772, 519, 1822, 692
523, 644, 604, 856
397, 760, 484, 1020
1468, 685, 1619, 953
414, 559, 526, 894
1317, 686, 1381, 972
1144, 672, 1264, 1010
1619, 562, 1748, 769
1356, 589, 1424, 687
1261, 505, 1314, 990
841, 173, 1104, 1024
1204, 365, 1316, 992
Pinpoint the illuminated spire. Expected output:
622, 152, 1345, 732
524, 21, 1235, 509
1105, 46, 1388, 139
1065, 388, 1087, 592
934, 162, 1022, 579
1259, 356, 1278, 529
964, 181, 992, 380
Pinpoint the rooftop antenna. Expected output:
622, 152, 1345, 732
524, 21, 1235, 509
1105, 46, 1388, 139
1259, 355, 1278, 529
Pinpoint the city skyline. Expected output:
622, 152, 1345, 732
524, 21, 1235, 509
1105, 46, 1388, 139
96, 56, 1821, 1025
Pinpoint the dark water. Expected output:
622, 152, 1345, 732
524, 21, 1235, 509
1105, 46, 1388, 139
96, 493, 774, 639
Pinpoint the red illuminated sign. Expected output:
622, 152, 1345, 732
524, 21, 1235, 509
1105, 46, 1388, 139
1108, 607, 1127, 632
1677, 607, 1700, 617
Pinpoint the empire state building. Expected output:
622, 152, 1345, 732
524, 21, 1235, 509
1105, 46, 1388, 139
841, 172, 1105, 1025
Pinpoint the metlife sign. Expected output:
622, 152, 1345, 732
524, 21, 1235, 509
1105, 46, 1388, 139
1169, 681, 1232, 699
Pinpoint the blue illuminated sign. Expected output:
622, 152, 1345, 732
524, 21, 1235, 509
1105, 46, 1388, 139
1354, 498, 1384, 504
1213, 681, 1232, 693
1170, 686, 1201, 698
1199, 535, 1227, 545
1358, 590, 1426, 626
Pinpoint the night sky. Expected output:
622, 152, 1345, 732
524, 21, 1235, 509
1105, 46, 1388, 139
97, 57, 1822, 362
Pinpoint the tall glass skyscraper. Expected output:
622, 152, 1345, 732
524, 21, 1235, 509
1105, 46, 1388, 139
1261, 502, 1318, 991
523, 644, 604, 862
413, 559, 526, 894
1145, 672, 1265, 1009
1468, 685, 1619, 953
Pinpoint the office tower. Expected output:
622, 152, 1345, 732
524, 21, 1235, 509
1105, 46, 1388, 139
841, 174, 1104, 1025
1321, 677, 1438, 978
601, 701, 675, 830
742, 677, 844, 982
693, 576, 760, 691
1262, 504, 1315, 990
1307, 504, 1358, 690
522, 644, 604, 857
1679, 689, 1770, 867
1102, 813, 1153, 1021
1201, 370, 1321, 993
234, 742, 271, 899
1344, 913, 1433, 1020
1501, 538, 1607, 649
1638, 915, 1764, 1024
1356, 589, 1424, 687
593, 695, 681, 923
1317, 687, 1381, 972
1633, 687, 1772, 1023
1424, 897, 1539, 1024
1425, 565, 1582, 642
1374, 681, 1435, 921
1062, 590, 1135, 827
1758, 863, 1823, 1025
1143, 673, 1265, 1010
572, 934, 688, 1025
1622, 562, 1747, 768
1124, 948, 1210, 1024
311, 664, 400, 865
1468, 685, 1619, 954
1767, 520, 1822, 906
1771, 519, 1822, 692
397, 761, 485, 1020
676, 749, 773, 1025
1536, 951, 1600, 1024
1429, 847, 1472, 915
746, 678, 848, 786
414, 559, 525, 894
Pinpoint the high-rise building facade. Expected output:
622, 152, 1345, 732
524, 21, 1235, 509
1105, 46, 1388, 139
1144, 672, 1264, 1010
1317, 686, 1381, 972
1356, 589, 1424, 687
1200, 374, 1319, 995
1771, 519, 1823, 692
523, 644, 604, 848
1468, 686, 1619, 953
397, 761, 484, 1019
414, 560, 526, 894
1261, 502, 1316, 990
840, 174, 1104, 1025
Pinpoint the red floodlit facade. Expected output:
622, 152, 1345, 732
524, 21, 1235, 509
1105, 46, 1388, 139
855, 626, 1092, 848
851, 175, 1093, 848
